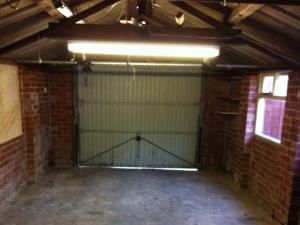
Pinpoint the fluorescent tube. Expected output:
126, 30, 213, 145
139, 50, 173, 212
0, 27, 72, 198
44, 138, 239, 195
68, 41, 220, 58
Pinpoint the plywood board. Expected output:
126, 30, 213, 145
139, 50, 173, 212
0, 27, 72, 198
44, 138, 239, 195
0, 64, 22, 144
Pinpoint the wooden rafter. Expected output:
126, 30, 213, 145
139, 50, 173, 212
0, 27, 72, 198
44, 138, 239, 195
228, 4, 262, 24
198, 1, 300, 58
34, 0, 64, 20
171, 1, 300, 67
169, 0, 300, 5
0, 0, 119, 55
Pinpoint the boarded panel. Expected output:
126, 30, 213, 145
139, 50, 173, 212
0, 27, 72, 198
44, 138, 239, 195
0, 64, 22, 144
78, 65, 202, 167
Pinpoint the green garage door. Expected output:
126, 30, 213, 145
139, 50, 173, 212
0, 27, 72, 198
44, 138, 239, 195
77, 65, 202, 168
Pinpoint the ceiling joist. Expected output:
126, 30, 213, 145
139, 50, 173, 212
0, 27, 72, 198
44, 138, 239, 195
227, 4, 262, 24
171, 1, 300, 67
0, 0, 119, 56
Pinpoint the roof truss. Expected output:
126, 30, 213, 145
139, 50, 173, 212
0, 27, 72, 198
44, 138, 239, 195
227, 3, 262, 24
171, 1, 300, 67
0, 0, 119, 55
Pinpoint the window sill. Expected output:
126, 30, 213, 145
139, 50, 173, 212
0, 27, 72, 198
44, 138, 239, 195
254, 133, 281, 145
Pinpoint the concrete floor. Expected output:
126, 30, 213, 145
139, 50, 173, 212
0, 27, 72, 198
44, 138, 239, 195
0, 168, 280, 225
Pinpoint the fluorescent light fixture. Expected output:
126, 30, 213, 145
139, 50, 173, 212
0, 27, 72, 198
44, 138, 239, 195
68, 41, 220, 58
92, 62, 203, 67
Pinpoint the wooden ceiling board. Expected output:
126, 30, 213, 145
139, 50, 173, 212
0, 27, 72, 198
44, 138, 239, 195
4, 39, 67, 60
187, 1, 227, 23
230, 45, 279, 65
250, 9, 300, 41
83, 1, 126, 24
0, 12, 53, 48
236, 18, 300, 61
72, 0, 124, 24
0, 4, 42, 30
221, 45, 263, 65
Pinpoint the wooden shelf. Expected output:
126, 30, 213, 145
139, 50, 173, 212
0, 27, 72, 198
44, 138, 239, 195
216, 111, 240, 116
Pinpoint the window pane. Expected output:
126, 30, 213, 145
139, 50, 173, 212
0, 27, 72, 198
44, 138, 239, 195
262, 76, 274, 94
274, 75, 288, 97
255, 98, 285, 142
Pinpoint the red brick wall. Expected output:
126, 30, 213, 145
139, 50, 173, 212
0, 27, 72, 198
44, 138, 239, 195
276, 71, 300, 225
228, 76, 257, 188
20, 66, 50, 183
244, 72, 300, 224
48, 70, 74, 166
0, 65, 51, 209
204, 72, 300, 225
201, 77, 227, 167
0, 137, 26, 209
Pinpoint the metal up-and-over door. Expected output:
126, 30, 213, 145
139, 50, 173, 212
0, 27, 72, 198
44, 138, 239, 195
77, 65, 202, 168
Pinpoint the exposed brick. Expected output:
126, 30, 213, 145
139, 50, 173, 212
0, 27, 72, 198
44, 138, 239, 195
19, 66, 51, 183
203, 71, 300, 225
48, 70, 74, 166
0, 65, 50, 209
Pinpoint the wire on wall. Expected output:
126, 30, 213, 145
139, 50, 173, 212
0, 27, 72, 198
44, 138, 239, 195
126, 55, 136, 86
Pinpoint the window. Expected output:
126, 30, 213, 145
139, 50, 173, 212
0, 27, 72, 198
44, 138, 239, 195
255, 72, 289, 143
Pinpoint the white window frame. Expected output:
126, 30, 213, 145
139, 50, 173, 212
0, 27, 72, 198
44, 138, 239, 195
255, 72, 288, 143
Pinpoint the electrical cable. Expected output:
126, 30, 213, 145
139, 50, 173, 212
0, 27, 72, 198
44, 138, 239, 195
126, 55, 136, 86
38, 47, 43, 64
5, 0, 21, 9
70, 52, 76, 61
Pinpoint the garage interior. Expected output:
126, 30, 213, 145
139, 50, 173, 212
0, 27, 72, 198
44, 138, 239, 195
0, 0, 300, 225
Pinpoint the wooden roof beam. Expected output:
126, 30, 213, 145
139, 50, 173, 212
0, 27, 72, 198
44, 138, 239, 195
0, 0, 120, 55
127, 0, 153, 18
227, 4, 262, 24
34, 0, 64, 20
169, 0, 300, 5
47, 24, 242, 45
137, 0, 153, 16
127, 0, 138, 18
171, 1, 300, 67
